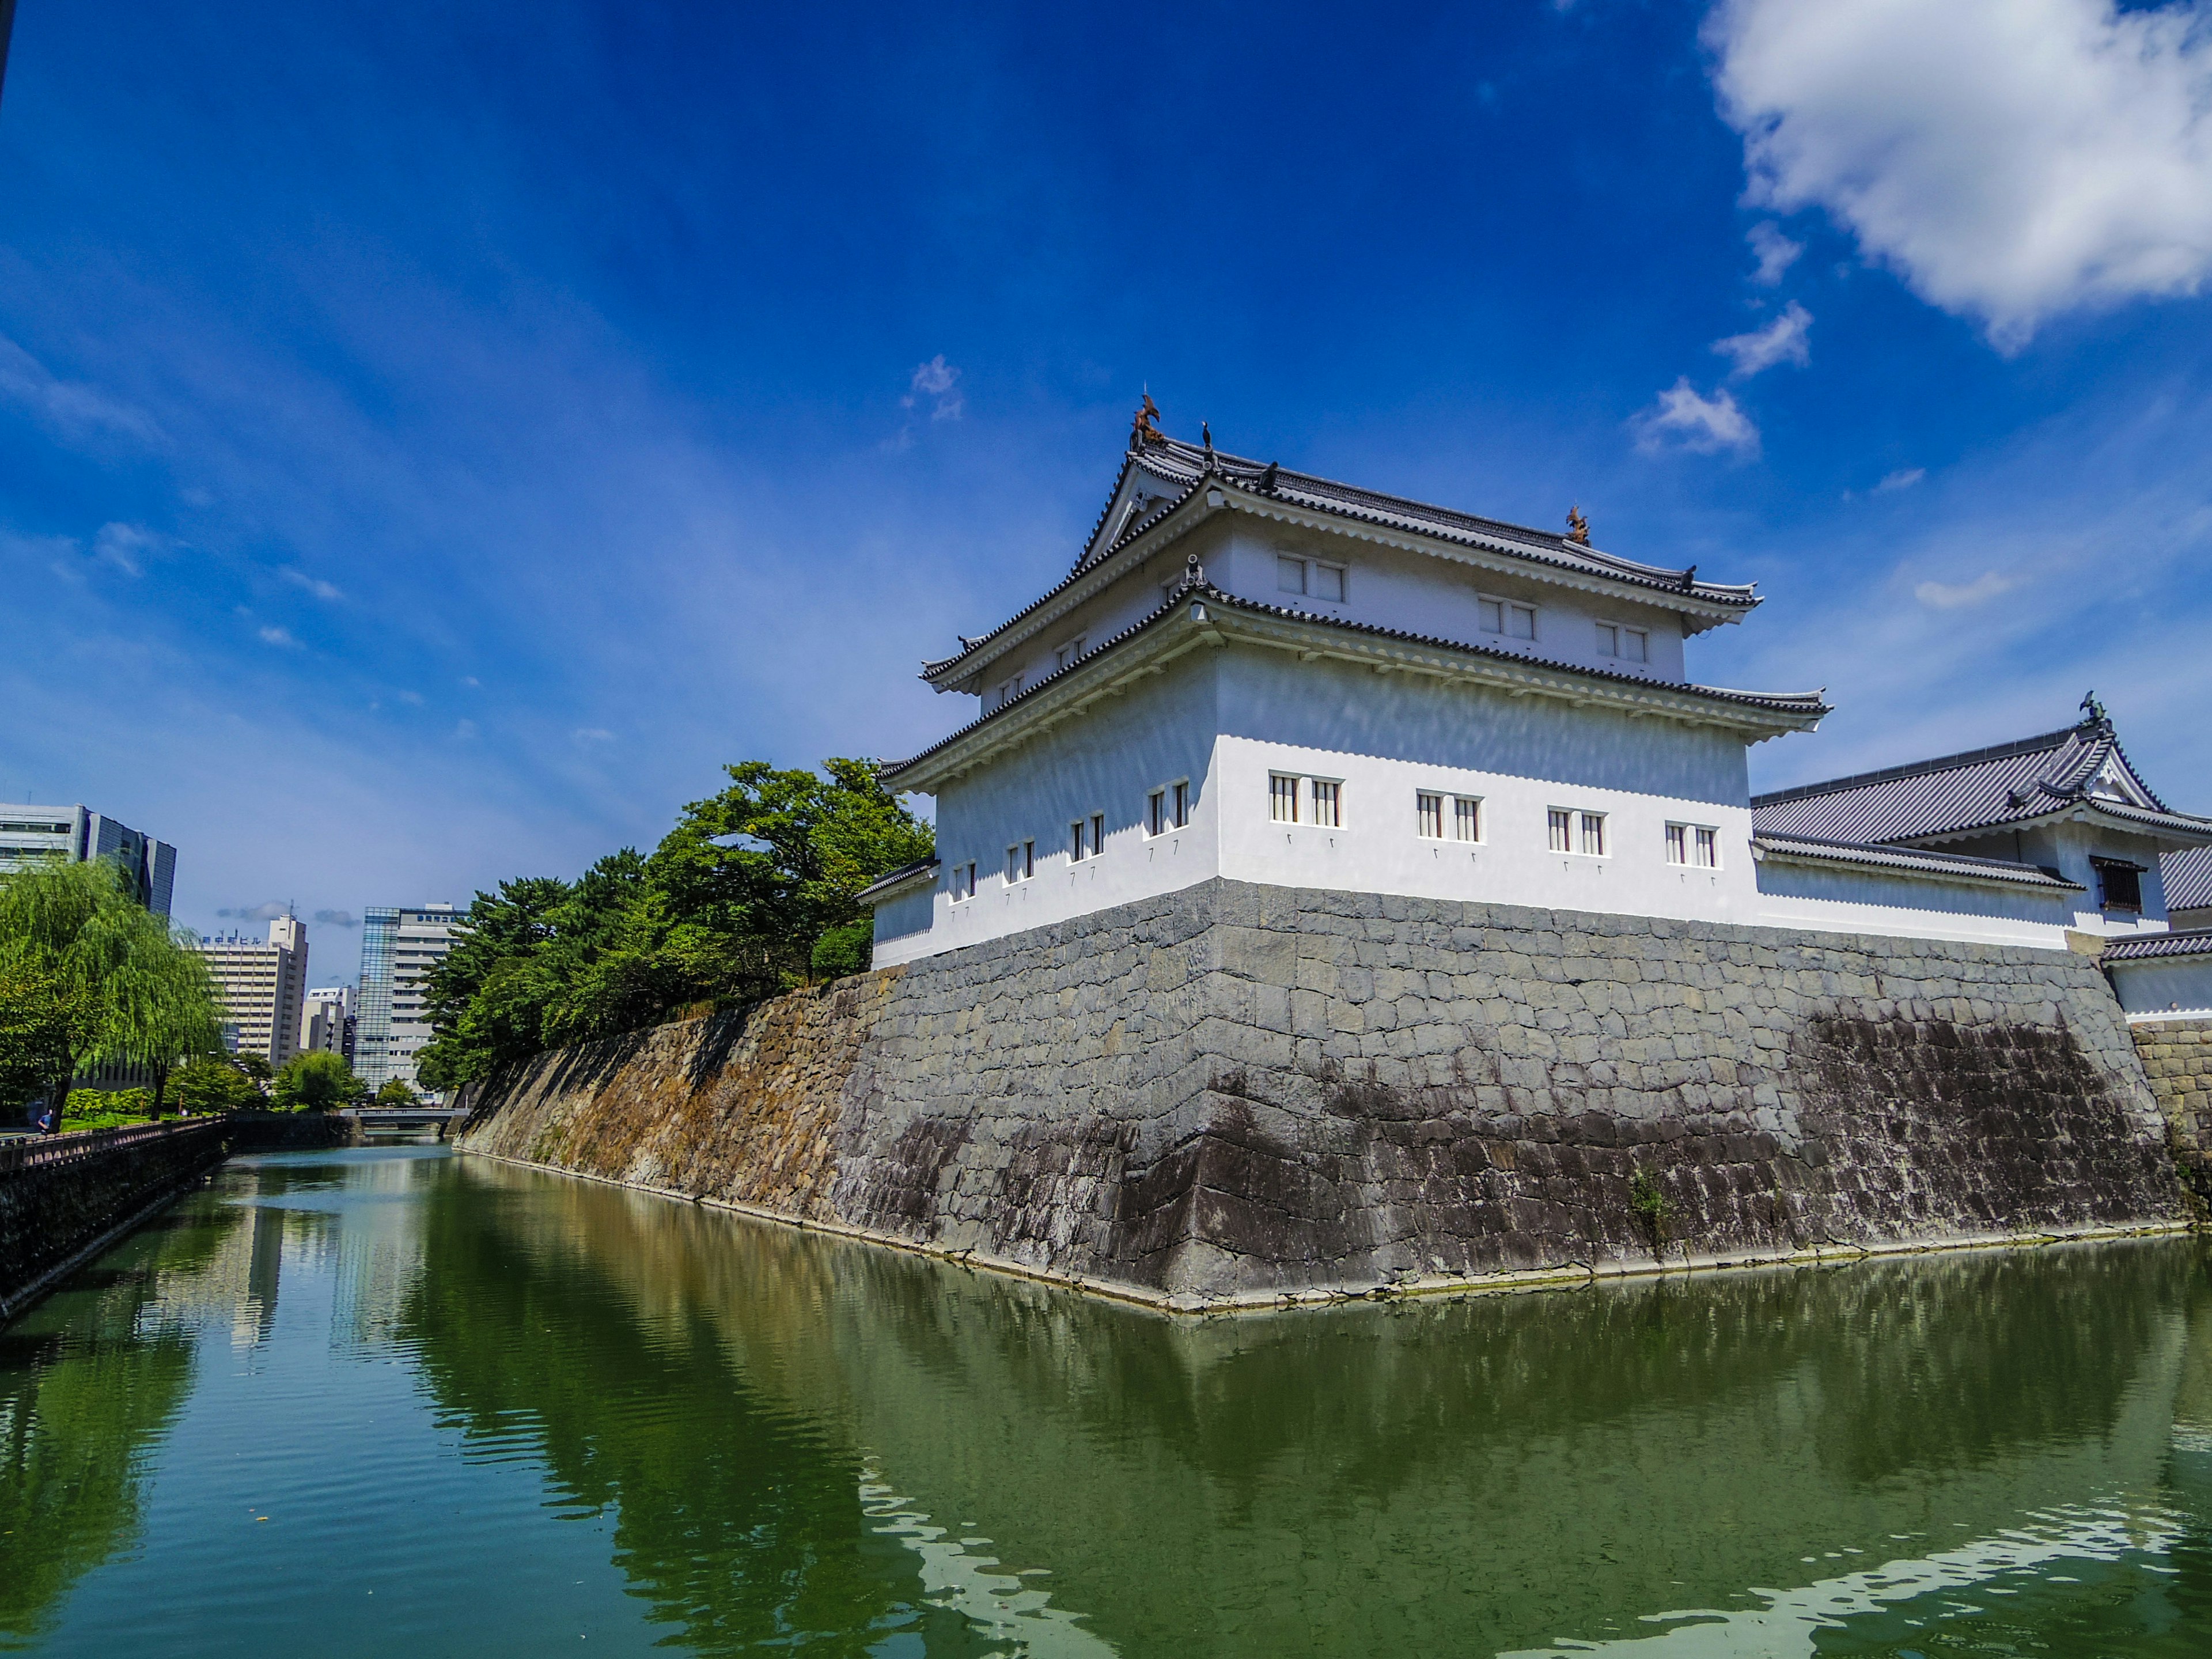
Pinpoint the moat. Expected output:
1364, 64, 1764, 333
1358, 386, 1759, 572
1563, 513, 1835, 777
3, 1145, 2211, 1656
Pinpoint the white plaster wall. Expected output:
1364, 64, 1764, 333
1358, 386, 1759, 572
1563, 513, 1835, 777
1751, 861, 2077, 949
876, 658, 1226, 967
2112, 956, 2212, 1016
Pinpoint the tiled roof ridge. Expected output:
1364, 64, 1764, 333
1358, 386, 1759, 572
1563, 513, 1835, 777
1111, 435, 1759, 604
2102, 734, 2176, 815
1751, 722, 2093, 807
2104, 926, 2212, 961
1751, 830, 2080, 887
886, 582, 1826, 781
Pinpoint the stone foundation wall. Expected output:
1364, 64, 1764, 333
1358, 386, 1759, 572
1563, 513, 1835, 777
457, 880, 2186, 1308
0, 1121, 231, 1323
2131, 1017, 2212, 1209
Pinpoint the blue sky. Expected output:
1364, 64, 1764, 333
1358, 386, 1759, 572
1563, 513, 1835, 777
4, 1, 2210, 977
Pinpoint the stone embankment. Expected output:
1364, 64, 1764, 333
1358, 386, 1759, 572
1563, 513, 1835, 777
0, 1111, 362, 1324
2131, 1017, 2212, 1209
1, 1120, 230, 1322
457, 878, 2191, 1311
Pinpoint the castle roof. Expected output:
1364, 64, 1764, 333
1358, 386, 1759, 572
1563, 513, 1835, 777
1748, 832, 2082, 892
923, 428, 1766, 691
885, 580, 1826, 792
1751, 713, 2212, 851
2104, 926, 2212, 962
2165, 846, 2212, 912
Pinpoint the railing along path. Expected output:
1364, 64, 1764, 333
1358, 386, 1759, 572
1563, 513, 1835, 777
0, 1117, 226, 1178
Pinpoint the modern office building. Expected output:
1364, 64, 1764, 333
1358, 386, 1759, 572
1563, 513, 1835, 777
0, 801, 177, 914
302, 986, 356, 1064
192, 915, 310, 1069
355, 904, 461, 1097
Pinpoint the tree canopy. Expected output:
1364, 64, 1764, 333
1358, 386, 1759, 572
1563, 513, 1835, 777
416, 758, 929, 1090
272, 1050, 362, 1112
0, 859, 226, 1120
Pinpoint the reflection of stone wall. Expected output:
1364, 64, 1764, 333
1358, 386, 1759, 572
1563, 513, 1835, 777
459, 880, 2186, 1309
2133, 1017, 2212, 1207
0, 1124, 230, 1321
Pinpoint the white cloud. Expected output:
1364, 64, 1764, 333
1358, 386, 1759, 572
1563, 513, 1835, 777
905, 354, 964, 422
257, 624, 300, 647
282, 567, 344, 601
453, 719, 478, 740
397, 690, 425, 706
1747, 221, 1804, 285
91, 522, 161, 576
1915, 570, 2017, 609
1707, 0, 2212, 347
573, 726, 615, 742
312, 908, 359, 928
1713, 301, 1813, 377
216, 901, 292, 924
1876, 466, 1926, 493
1631, 379, 1761, 456
0, 334, 164, 445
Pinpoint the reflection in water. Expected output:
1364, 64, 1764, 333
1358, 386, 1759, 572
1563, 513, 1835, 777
1, 1147, 2210, 1656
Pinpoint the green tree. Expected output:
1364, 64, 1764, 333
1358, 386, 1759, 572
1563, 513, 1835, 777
234, 1051, 273, 1088
168, 1056, 262, 1116
375, 1077, 419, 1107
0, 860, 225, 1122
0, 961, 96, 1119
271, 1050, 360, 1112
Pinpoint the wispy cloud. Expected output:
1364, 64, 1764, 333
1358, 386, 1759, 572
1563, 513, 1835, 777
573, 726, 615, 743
1915, 570, 2016, 609
1876, 467, 1926, 493
0, 334, 164, 446
215, 901, 292, 923
312, 908, 359, 927
1747, 221, 1802, 286
1709, 0, 2212, 347
257, 624, 301, 647
1631, 379, 1760, 457
1713, 301, 1812, 378
282, 567, 344, 601
453, 719, 478, 740
903, 354, 964, 422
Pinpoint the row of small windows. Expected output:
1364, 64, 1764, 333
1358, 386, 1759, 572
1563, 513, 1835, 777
952, 787, 1722, 899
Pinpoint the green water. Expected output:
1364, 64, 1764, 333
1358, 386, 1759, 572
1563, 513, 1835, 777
3, 1147, 2211, 1656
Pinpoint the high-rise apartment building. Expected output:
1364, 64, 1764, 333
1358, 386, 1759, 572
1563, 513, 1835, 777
0, 802, 177, 914
355, 904, 460, 1097
193, 916, 310, 1068
302, 986, 355, 1063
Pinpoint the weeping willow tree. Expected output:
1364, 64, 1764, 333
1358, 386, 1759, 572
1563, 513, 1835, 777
0, 858, 225, 1120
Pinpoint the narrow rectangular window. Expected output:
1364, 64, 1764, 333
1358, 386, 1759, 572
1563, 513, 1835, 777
1278, 555, 1307, 596
1418, 792, 1444, 839
1581, 812, 1607, 857
1666, 824, 1688, 865
1549, 808, 1573, 853
1172, 781, 1190, 828
1055, 637, 1086, 672
960, 862, 977, 900
1509, 604, 1537, 641
1149, 790, 1166, 836
1270, 774, 1300, 823
1024, 840, 1035, 880
1596, 623, 1619, 657
1455, 797, 1481, 842
1479, 598, 1503, 634
1090, 812, 1105, 854
1695, 827, 1718, 868
1070, 821, 1086, 861
1623, 628, 1649, 664
1313, 562, 1346, 602
1007, 846, 1022, 883
1312, 780, 1342, 828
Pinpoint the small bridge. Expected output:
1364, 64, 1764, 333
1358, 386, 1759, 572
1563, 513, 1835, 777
343, 1107, 469, 1139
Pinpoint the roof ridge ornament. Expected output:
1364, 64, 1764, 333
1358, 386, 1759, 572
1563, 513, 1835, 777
1200, 422, 1221, 475
1257, 461, 1279, 492
1179, 551, 1206, 593
2080, 690, 2110, 729
1565, 506, 1590, 546
1130, 393, 1164, 449
1680, 564, 1697, 591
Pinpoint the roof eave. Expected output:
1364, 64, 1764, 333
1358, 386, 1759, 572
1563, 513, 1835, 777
1750, 836, 2084, 893
1896, 800, 2212, 852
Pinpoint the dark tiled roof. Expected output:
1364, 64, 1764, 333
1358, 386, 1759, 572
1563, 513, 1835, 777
1751, 718, 2211, 847
1090, 437, 1761, 606
2104, 927, 2212, 962
2164, 846, 2212, 911
855, 857, 940, 906
886, 584, 1826, 783
1751, 833, 2082, 891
